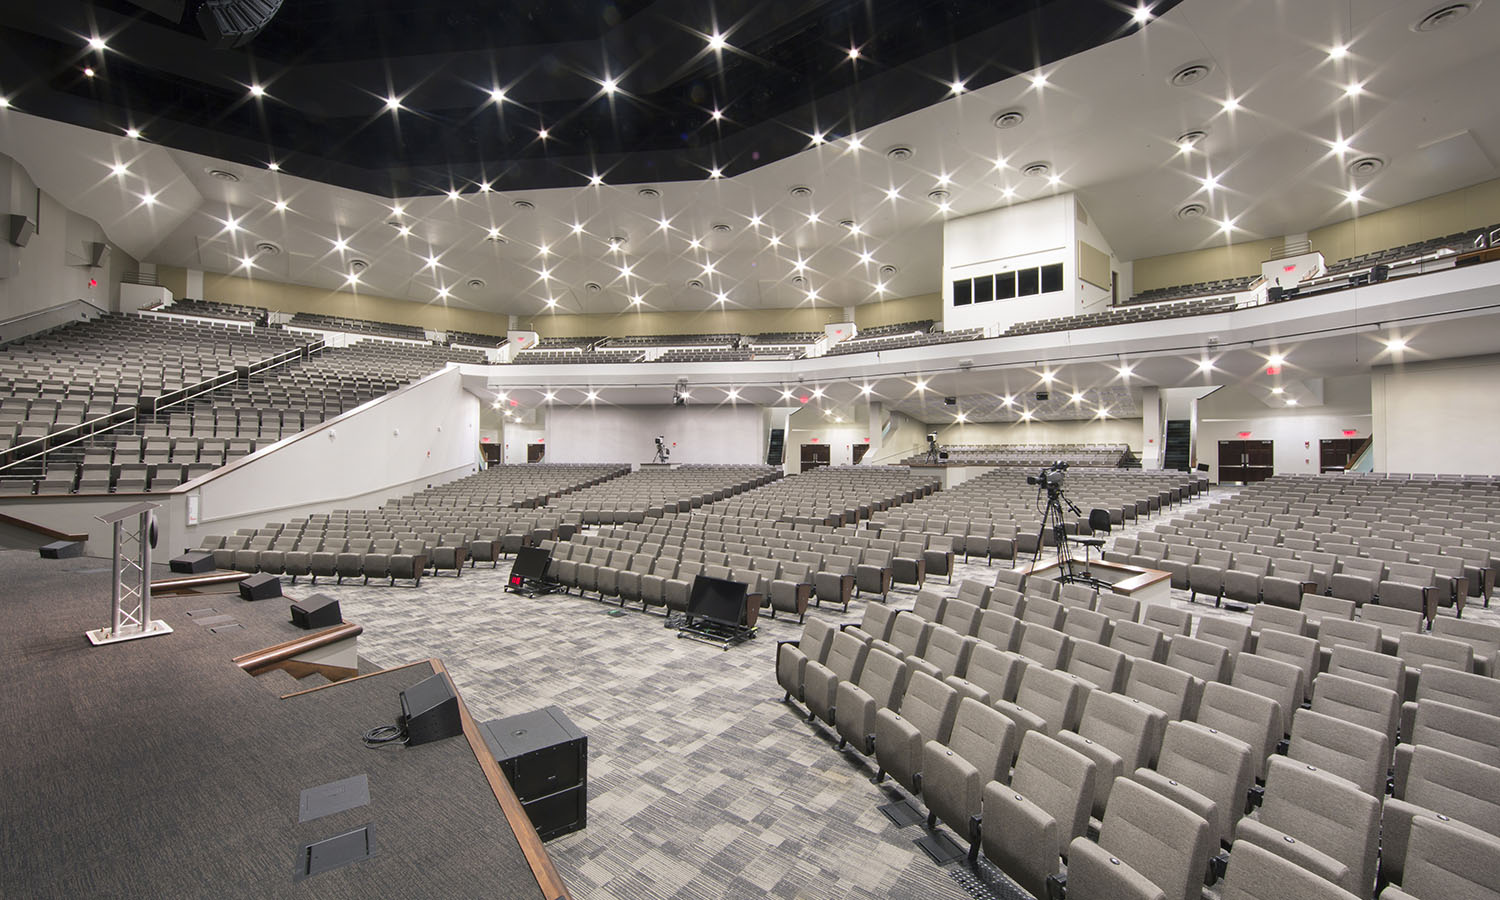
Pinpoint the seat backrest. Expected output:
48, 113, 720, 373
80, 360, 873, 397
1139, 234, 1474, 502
1399, 814, 1500, 900
1250, 604, 1307, 637
939, 598, 982, 636
947, 697, 1018, 784
975, 609, 1023, 652
1232, 653, 1303, 735
799, 617, 837, 665
1020, 597, 1064, 630
1166, 634, 1229, 684
1076, 689, 1163, 773
1154, 719, 1254, 846
854, 647, 908, 712
1009, 730, 1096, 857
1415, 666, 1500, 719
1219, 837, 1363, 900
858, 602, 899, 643
964, 642, 1026, 704
1124, 658, 1194, 721
1326, 646, 1404, 698
1256, 629, 1318, 692
1142, 605, 1191, 636
1258, 754, 1381, 896
1065, 640, 1128, 693
911, 589, 946, 623
1016, 624, 1071, 670
1013, 666, 1085, 735
1404, 744, 1500, 836
1093, 776, 1214, 900
1399, 632, 1475, 674
1318, 618, 1382, 654
1286, 708, 1390, 797
1110, 620, 1167, 662
896, 671, 960, 745
1060, 607, 1112, 646
1310, 673, 1399, 742
1096, 591, 1141, 623
922, 625, 974, 679
986, 586, 1025, 618
1194, 616, 1251, 659
1409, 701, 1500, 770
888, 611, 933, 659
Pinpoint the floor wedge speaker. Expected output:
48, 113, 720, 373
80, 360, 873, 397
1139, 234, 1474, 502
239, 572, 282, 601
170, 550, 216, 574
400, 672, 462, 746
290, 594, 341, 629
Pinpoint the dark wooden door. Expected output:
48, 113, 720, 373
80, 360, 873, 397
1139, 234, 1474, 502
799, 443, 830, 472
852, 444, 870, 464
527, 443, 546, 463
1218, 440, 1274, 483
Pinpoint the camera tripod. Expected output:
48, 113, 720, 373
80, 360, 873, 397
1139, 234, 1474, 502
1031, 481, 1112, 590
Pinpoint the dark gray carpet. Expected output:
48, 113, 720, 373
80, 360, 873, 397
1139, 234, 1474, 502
0, 551, 542, 900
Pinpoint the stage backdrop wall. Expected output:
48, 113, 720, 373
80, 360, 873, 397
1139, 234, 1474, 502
545, 405, 765, 465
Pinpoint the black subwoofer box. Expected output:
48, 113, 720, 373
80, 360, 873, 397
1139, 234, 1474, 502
239, 572, 282, 601
40, 540, 84, 559
170, 550, 216, 573
480, 706, 587, 841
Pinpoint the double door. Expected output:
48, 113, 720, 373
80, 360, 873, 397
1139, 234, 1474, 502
1218, 439, 1274, 483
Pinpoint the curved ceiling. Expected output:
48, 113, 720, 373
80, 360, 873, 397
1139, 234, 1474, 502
0, 0, 1497, 318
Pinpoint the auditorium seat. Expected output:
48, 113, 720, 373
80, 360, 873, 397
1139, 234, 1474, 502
1195, 681, 1281, 781
1285, 708, 1390, 798
1133, 719, 1253, 851
834, 647, 907, 755
1065, 775, 1214, 900
979, 730, 1096, 899
1059, 689, 1167, 817
1382, 745, 1500, 886
873, 671, 960, 795
1381, 814, 1500, 900
919, 698, 1017, 856
777, 618, 836, 704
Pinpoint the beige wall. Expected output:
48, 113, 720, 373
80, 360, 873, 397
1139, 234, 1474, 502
161, 263, 942, 339
1131, 176, 1500, 292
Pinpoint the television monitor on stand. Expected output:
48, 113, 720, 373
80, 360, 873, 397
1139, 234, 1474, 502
507, 546, 554, 597
679, 575, 754, 649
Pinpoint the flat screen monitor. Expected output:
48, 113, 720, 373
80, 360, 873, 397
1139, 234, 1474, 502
687, 575, 748, 628
511, 546, 551, 580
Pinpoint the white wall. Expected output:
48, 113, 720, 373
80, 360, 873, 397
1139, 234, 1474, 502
0, 154, 137, 323
544, 404, 764, 464
179, 366, 479, 547
1197, 375, 1372, 481
942, 193, 1080, 333
1372, 354, 1500, 475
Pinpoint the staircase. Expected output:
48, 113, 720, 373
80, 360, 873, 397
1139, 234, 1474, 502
1163, 420, 1192, 471
766, 428, 785, 466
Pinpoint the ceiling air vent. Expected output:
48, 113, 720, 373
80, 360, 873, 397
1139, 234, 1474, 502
927, 189, 950, 202
885, 145, 913, 161
687, 279, 704, 289
1176, 129, 1208, 149
485, 230, 508, 243
637, 187, 660, 198
1177, 203, 1207, 220
1169, 61, 1214, 87
584, 282, 602, 293
838, 219, 855, 230
879, 265, 898, 278
608, 235, 628, 247
791, 275, 806, 285
253, 241, 281, 256
206, 168, 240, 182
711, 223, 731, 233
788, 185, 813, 199
1021, 161, 1052, 178
1348, 156, 1385, 179
1414, 3, 1476, 31
349, 259, 368, 273
511, 199, 534, 210
992, 110, 1025, 129
467, 278, 485, 289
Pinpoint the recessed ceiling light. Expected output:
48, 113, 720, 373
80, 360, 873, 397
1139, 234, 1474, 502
1047, 173, 1061, 186
702, 260, 717, 275
87, 36, 107, 52
1028, 71, 1048, 89
1070, 391, 1085, 403
706, 31, 728, 52
708, 166, 722, 179
248, 83, 265, 98
874, 281, 887, 294
139, 191, 155, 206
221, 215, 240, 233
1131, 4, 1153, 24
1176, 129, 1207, 153
570, 222, 585, 234
384, 94, 402, 112
949, 79, 967, 95
239, 255, 255, 269
846, 135, 863, 152
83, 66, 95, 78
1270, 386, 1284, 394
1414, 3, 1475, 31
331, 237, 347, 251
1220, 95, 1241, 112
993, 110, 1025, 129
447, 188, 462, 200
1197, 359, 1214, 372
538, 266, 552, 280
125, 127, 141, 139
1117, 363, 1133, 378
1217, 217, 1236, 233
936, 172, 952, 187
609, 235, 628, 248
588, 172, 604, 186
885, 186, 901, 201
747, 213, 762, 227
1169, 61, 1214, 87
1036, 371, 1053, 383
1001, 186, 1017, 198
110, 162, 128, 176
266, 161, 279, 171
629, 293, 643, 305
0, 97, 9, 109
847, 46, 861, 61
345, 271, 360, 285
687, 237, 702, 249
396, 224, 410, 237
436, 286, 450, 299
709, 107, 723, 121
477, 181, 491, 193
537, 243, 550, 256
656, 217, 672, 231
425, 253, 440, 268
1286, 398, 1298, 406
1199, 172, 1220, 192
1344, 186, 1364, 204
1267, 353, 1285, 367
809, 131, 826, 146
715, 291, 729, 304
1327, 43, 1348, 60
857, 250, 873, 264
805, 288, 820, 301
273, 199, 288, 211
489, 87, 506, 103
806, 211, 820, 224
1343, 81, 1364, 98
1384, 337, 1406, 351
486, 227, 506, 242
537, 127, 549, 140
1328, 136, 1352, 155
600, 76, 618, 95
618, 262, 632, 276
767, 234, 782, 247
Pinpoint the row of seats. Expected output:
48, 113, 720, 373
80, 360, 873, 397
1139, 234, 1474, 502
1126, 275, 1255, 305
706, 465, 941, 528
156, 299, 269, 323
776, 568, 1500, 899
392, 464, 630, 509
900, 443, 1130, 468
286, 311, 429, 342
825, 327, 983, 356
1004, 295, 1238, 338
549, 465, 782, 523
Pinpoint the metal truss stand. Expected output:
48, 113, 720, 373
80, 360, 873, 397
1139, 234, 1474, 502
86, 502, 173, 646
670, 614, 756, 650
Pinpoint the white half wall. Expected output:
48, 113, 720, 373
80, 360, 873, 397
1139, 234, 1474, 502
1372, 354, 1500, 475
943, 193, 1083, 333
1197, 375, 1372, 481
545, 404, 764, 464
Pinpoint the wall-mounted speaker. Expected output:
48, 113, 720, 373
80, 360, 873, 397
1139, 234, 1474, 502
86, 242, 110, 268
7, 215, 35, 248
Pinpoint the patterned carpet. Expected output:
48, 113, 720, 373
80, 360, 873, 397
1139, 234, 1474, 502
295, 488, 1496, 900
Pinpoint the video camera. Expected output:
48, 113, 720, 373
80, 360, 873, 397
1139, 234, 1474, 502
1026, 460, 1069, 489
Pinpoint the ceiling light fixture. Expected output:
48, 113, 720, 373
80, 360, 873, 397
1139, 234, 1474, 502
1344, 186, 1364, 204
949, 78, 967, 95
847, 46, 861, 61
706, 31, 728, 52
1117, 363, 1133, 378
709, 107, 723, 121
125, 127, 141, 139
1328, 43, 1348, 60
1131, 4, 1153, 24
588, 172, 604, 186
1028, 71, 1048, 89
384, 94, 402, 112
846, 135, 863, 152
570, 222, 585, 235
708, 166, 722, 179
1220, 95, 1241, 112
1343, 80, 1364, 98
447, 188, 462, 201
489, 87, 506, 104
1384, 337, 1406, 351
83, 66, 96, 78
248, 83, 265, 98
600, 76, 619, 95
273, 199, 288, 212
110, 162, 128, 176
1270, 386, 1284, 395
87, 36, 108, 52
537, 127, 549, 140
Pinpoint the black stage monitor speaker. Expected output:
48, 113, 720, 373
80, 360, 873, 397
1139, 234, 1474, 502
170, 550, 215, 574
239, 572, 282, 601
290, 594, 341, 629
39, 540, 83, 559
1371, 263, 1390, 283
1268, 286, 1285, 302
400, 672, 462, 746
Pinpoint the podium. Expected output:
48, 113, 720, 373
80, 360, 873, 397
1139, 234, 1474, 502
86, 502, 173, 645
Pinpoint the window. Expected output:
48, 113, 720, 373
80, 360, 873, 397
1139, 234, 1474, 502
1041, 262, 1064, 293
1017, 267, 1040, 296
995, 271, 1016, 300
952, 279, 972, 306
973, 274, 994, 304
